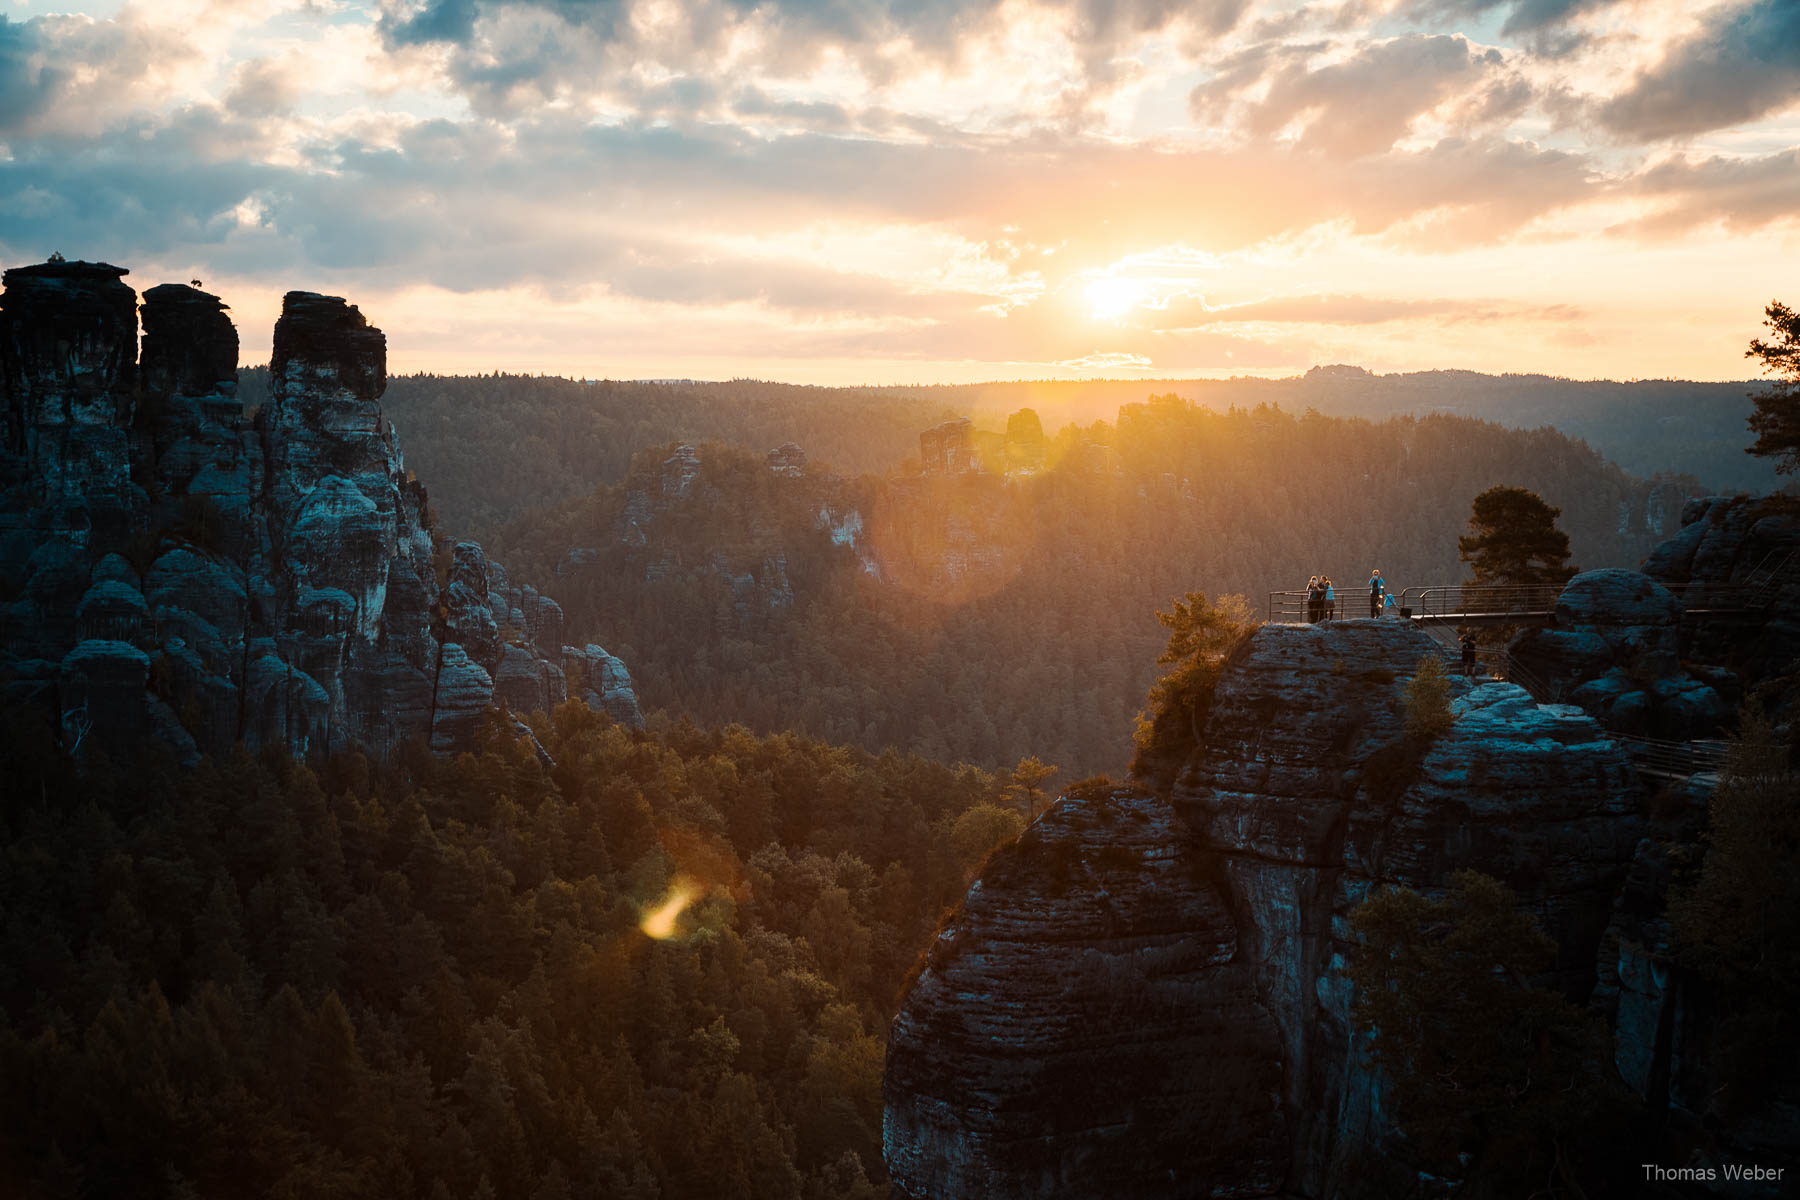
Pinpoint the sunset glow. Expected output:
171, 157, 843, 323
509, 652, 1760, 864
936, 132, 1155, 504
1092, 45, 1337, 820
2, 0, 1795, 381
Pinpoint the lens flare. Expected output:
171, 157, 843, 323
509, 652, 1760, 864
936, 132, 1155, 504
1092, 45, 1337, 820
640, 881, 699, 940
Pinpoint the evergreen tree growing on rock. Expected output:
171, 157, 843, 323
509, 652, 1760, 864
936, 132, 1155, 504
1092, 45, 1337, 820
1457, 485, 1577, 590
1746, 299, 1800, 474
1129, 592, 1258, 790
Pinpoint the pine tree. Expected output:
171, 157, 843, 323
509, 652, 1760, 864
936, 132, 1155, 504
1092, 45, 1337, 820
1456, 486, 1576, 589
1746, 300, 1800, 473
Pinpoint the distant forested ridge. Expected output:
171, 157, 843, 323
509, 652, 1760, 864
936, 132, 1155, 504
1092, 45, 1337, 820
488, 397, 1704, 779
236, 368, 949, 539
917, 370, 1773, 494
241, 367, 1769, 541
0, 704, 1022, 1199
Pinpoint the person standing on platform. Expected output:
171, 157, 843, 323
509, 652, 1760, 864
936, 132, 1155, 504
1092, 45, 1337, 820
1368, 569, 1384, 619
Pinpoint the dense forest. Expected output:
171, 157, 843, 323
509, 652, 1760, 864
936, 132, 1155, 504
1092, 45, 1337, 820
487, 397, 1701, 778
0, 702, 1036, 1199
244, 368, 1765, 542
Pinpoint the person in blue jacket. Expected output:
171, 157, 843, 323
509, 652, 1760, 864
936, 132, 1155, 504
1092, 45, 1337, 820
1368, 569, 1384, 618
1323, 577, 1336, 621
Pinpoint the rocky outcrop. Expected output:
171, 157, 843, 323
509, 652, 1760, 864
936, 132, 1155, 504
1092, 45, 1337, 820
563, 643, 644, 729
0, 259, 637, 764
1510, 493, 1800, 738
885, 620, 1647, 1198
1642, 493, 1800, 699
556, 440, 875, 622
918, 418, 973, 476
767, 442, 806, 477
1511, 568, 1733, 739
919, 410, 1046, 477
1004, 407, 1045, 474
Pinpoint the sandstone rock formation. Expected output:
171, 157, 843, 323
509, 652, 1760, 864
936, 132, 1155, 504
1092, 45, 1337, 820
885, 620, 1648, 1198
1510, 568, 1733, 739
1507, 494, 1800, 739
918, 418, 974, 476
0, 259, 637, 763
558, 439, 878, 614
767, 442, 806, 477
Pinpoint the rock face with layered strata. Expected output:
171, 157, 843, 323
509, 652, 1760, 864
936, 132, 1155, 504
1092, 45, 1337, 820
0, 259, 636, 763
884, 785, 1287, 1200
884, 620, 1647, 1198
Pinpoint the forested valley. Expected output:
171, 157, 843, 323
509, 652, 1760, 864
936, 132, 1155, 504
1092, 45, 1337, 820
483, 395, 1701, 778
0, 701, 1033, 1199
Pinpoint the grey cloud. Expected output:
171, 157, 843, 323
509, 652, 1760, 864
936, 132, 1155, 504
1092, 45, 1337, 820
1599, 0, 1800, 140
225, 58, 303, 118
0, 13, 193, 136
1219, 34, 1512, 157
381, 0, 484, 47
377, 0, 1242, 118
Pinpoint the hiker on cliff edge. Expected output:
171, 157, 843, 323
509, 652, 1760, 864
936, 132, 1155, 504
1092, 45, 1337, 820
1368, 569, 1384, 619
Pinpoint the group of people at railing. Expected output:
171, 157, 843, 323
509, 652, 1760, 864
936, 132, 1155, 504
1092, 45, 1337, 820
1301, 569, 1400, 622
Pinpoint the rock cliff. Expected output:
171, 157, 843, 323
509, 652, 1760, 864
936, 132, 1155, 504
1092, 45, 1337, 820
0, 259, 639, 764
884, 620, 1648, 1197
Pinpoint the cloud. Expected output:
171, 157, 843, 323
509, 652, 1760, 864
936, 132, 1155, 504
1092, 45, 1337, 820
1618, 148, 1800, 235
1400, 0, 1622, 36
225, 56, 304, 118
371, 0, 1248, 120
1598, 0, 1800, 140
1196, 34, 1519, 157
0, 13, 198, 138
1144, 292, 1582, 327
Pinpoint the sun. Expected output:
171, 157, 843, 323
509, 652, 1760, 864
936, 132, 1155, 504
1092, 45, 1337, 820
1084, 276, 1146, 321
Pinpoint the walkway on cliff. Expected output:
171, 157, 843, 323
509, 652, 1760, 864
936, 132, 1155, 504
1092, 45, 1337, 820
1266, 570, 1788, 627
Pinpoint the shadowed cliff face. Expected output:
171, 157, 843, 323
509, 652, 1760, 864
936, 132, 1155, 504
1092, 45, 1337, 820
884, 620, 1646, 1198
883, 784, 1287, 1200
0, 260, 639, 764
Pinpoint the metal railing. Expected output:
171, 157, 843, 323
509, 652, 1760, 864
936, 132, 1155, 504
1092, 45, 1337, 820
1266, 590, 1362, 623
1266, 584, 1563, 624
1398, 584, 1563, 622
1610, 734, 1730, 779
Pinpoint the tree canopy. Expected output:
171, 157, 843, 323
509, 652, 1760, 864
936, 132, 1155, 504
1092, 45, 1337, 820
0, 703, 1024, 1199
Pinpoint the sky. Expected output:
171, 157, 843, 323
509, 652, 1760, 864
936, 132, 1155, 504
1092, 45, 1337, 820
1, 0, 1796, 382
